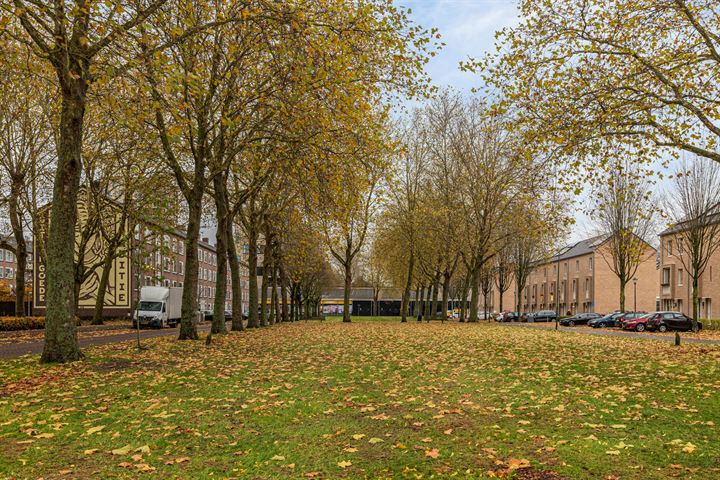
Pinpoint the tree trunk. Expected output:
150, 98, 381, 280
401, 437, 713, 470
260, 236, 271, 327
8, 181, 27, 317
417, 285, 426, 321
289, 283, 296, 322
41, 83, 86, 363
459, 274, 469, 323
619, 277, 626, 312
91, 252, 114, 325
226, 221, 244, 331
430, 272, 440, 320
401, 251, 414, 322
279, 260, 289, 322
412, 285, 420, 318
424, 284, 433, 319
270, 262, 278, 325
343, 259, 352, 322
692, 276, 699, 327
468, 266, 480, 322
211, 175, 229, 334
178, 193, 202, 340
441, 272, 452, 322
247, 218, 259, 328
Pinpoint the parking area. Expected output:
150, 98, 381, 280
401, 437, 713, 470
501, 321, 720, 344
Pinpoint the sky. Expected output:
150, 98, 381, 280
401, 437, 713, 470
398, 0, 520, 93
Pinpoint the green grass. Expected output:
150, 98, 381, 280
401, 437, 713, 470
1, 320, 719, 479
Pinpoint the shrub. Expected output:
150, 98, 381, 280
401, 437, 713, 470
0, 316, 46, 331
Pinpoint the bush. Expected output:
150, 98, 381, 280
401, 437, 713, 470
0, 316, 46, 331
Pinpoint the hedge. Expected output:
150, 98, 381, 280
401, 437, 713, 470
0, 316, 46, 331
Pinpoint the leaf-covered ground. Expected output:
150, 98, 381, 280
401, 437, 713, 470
1, 320, 719, 479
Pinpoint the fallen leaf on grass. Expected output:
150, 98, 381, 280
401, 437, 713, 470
85, 425, 105, 435
111, 445, 133, 455
337, 460, 352, 468
425, 449, 440, 458
507, 458, 531, 470
84, 449, 99, 455
368, 437, 384, 444
271, 455, 286, 461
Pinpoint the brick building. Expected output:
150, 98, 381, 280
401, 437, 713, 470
33, 189, 248, 318
658, 228, 719, 319
492, 235, 658, 315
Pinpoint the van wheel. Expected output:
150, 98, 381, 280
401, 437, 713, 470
569, 320, 575, 327
598, 322, 605, 328
658, 324, 667, 333
636, 324, 645, 332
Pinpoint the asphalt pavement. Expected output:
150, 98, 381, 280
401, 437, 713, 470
500, 322, 720, 345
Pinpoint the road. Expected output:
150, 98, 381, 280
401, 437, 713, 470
500, 322, 720, 345
0, 324, 215, 359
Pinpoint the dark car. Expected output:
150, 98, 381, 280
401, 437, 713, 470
646, 312, 702, 332
559, 312, 601, 327
521, 312, 535, 322
530, 310, 557, 322
588, 312, 625, 328
224, 310, 233, 321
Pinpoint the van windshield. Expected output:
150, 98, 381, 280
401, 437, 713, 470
138, 301, 162, 312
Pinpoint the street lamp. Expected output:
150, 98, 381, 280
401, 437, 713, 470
633, 277, 638, 312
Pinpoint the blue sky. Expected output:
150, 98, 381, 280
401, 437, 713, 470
398, 0, 520, 93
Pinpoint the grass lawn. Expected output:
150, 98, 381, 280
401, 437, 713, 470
1, 320, 719, 479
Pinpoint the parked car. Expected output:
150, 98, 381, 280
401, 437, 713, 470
530, 310, 557, 322
646, 312, 702, 332
559, 312, 601, 327
620, 313, 652, 332
496, 311, 519, 322
616, 312, 647, 327
588, 312, 624, 328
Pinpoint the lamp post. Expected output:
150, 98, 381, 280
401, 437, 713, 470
633, 277, 638, 312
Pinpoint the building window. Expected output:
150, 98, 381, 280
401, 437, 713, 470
678, 269, 684, 286
662, 267, 671, 285
667, 240, 673, 256
589, 257, 593, 271
544, 267, 547, 278
576, 260, 579, 272
5, 268, 12, 278
179, 261, 184, 275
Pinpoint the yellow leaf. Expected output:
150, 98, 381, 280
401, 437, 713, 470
337, 460, 352, 468
86, 425, 105, 435
112, 445, 133, 456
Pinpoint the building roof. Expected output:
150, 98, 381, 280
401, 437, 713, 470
551, 235, 607, 262
659, 203, 720, 236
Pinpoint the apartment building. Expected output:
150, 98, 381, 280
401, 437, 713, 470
492, 235, 658, 314
33, 188, 246, 318
0, 241, 33, 292
658, 228, 718, 318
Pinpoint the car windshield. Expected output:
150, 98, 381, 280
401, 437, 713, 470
138, 301, 162, 312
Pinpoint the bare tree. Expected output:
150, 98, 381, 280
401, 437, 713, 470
664, 158, 720, 325
592, 158, 656, 311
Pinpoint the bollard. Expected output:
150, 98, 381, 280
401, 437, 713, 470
674, 331, 681, 346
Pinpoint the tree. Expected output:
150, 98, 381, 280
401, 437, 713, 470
0, 39, 55, 317
664, 158, 720, 325
390, 115, 430, 322
592, 157, 657, 311
480, 0, 720, 180
6, 0, 176, 362
493, 246, 512, 314
323, 169, 381, 323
